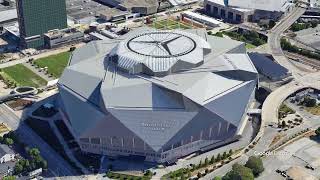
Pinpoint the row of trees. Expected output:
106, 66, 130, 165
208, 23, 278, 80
281, 38, 320, 61
217, 156, 264, 180
106, 170, 152, 180
300, 97, 318, 107
208, 30, 267, 47
223, 30, 267, 46
290, 21, 318, 32
315, 127, 320, 137
166, 149, 234, 179
13, 148, 47, 175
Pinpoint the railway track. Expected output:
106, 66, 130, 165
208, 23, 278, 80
285, 52, 320, 70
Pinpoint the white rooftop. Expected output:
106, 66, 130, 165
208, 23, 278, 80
108, 29, 212, 75
230, 0, 289, 12
208, 0, 291, 12
182, 11, 222, 25
0, 9, 17, 23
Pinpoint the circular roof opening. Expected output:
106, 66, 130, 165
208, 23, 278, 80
108, 30, 211, 76
126, 31, 197, 58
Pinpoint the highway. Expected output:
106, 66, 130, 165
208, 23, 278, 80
0, 104, 79, 178
268, 6, 307, 78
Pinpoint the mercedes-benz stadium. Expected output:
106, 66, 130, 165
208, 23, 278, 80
57, 27, 258, 163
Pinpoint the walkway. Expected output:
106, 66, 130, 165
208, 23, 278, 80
0, 43, 84, 69
23, 62, 54, 82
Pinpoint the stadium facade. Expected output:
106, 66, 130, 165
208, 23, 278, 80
57, 27, 258, 163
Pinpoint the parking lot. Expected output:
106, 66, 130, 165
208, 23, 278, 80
257, 137, 320, 180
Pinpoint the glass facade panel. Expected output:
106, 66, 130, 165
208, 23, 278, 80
17, 0, 67, 49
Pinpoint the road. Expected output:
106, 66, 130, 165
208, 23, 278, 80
202, 5, 319, 179
0, 43, 84, 69
268, 6, 307, 78
0, 104, 79, 178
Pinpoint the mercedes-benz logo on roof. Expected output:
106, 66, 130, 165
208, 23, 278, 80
127, 31, 197, 58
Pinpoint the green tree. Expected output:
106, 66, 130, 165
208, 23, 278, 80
2, 176, 15, 180
304, 97, 317, 107
4, 138, 13, 146
228, 149, 233, 156
315, 127, 320, 136
144, 170, 152, 176
222, 152, 227, 159
245, 156, 264, 177
28, 148, 40, 158
13, 163, 23, 175
216, 153, 221, 161
210, 155, 215, 163
39, 159, 48, 169
281, 121, 287, 128
198, 160, 203, 168
222, 163, 254, 180
311, 20, 318, 28
269, 20, 276, 29
205, 157, 209, 166
213, 176, 222, 180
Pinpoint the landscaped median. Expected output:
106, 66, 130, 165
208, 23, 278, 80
161, 149, 240, 179
0, 64, 47, 88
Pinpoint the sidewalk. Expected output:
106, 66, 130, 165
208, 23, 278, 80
23, 62, 54, 82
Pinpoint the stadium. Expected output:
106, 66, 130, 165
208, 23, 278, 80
57, 27, 258, 163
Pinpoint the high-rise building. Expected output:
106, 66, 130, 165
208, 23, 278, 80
16, 0, 67, 49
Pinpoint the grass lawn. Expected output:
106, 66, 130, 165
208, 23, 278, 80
245, 43, 256, 49
306, 105, 320, 115
34, 52, 71, 78
1, 64, 47, 88
151, 19, 193, 30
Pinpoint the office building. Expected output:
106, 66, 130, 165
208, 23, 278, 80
16, 0, 67, 49
204, 0, 293, 23
44, 28, 84, 49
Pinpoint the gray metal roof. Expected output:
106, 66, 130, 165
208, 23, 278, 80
58, 28, 258, 152
0, 9, 17, 23
107, 30, 211, 75
248, 52, 288, 79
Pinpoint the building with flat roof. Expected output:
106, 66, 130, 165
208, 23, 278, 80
16, 0, 68, 49
204, 0, 293, 23
57, 27, 258, 163
44, 28, 84, 49
98, 0, 158, 15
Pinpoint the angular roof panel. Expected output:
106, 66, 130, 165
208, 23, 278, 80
204, 80, 256, 126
